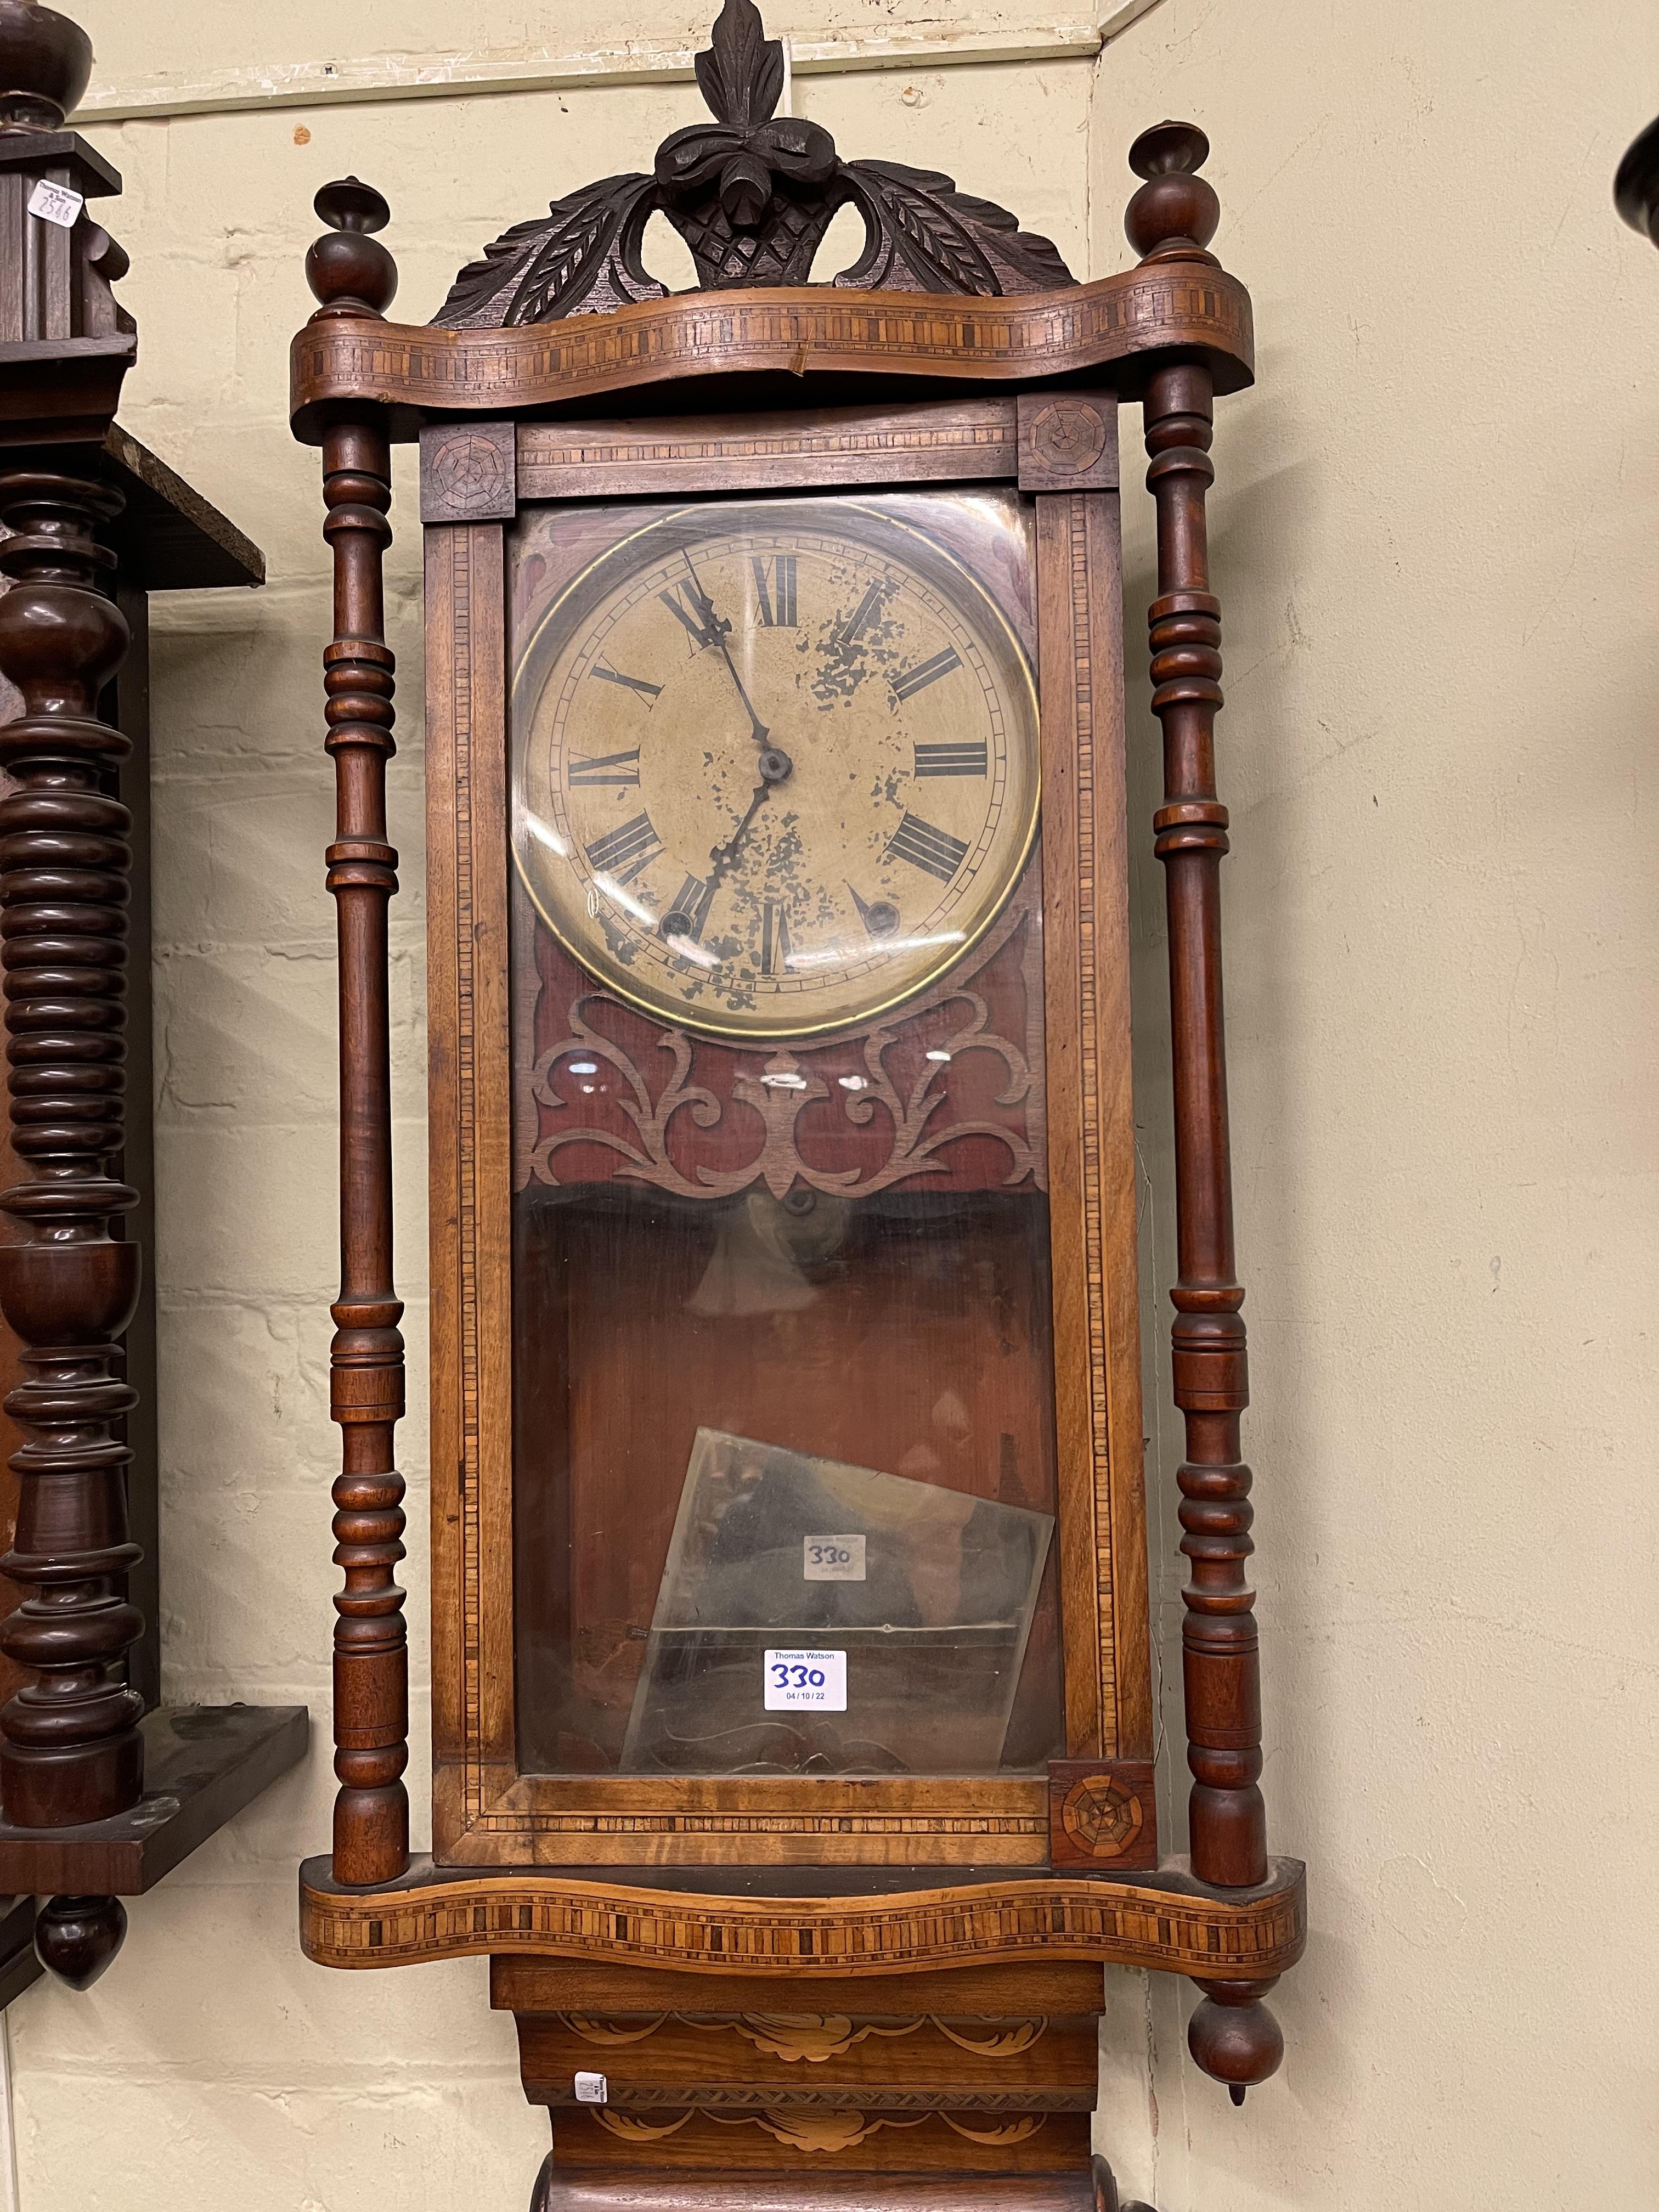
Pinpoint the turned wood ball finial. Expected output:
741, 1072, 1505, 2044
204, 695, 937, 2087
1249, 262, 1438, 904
306, 177, 398, 320
1187, 1976, 1285, 2102
0, 0, 92, 133
1126, 119, 1221, 263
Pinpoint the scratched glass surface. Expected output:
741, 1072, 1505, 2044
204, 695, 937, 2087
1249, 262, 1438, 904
508, 487, 1068, 1781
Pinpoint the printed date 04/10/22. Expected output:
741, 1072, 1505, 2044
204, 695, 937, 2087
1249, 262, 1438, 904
763, 1648, 848, 1712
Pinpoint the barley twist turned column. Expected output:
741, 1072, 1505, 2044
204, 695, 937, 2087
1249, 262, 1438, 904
306, 179, 409, 1886
1127, 121, 1283, 2098
0, 469, 139, 1983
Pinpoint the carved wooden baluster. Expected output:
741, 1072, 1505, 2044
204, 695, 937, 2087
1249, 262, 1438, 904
0, 469, 139, 1983
1127, 122, 1283, 2097
305, 180, 408, 1886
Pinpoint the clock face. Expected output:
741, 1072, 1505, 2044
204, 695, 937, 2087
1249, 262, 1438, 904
511, 499, 1039, 1040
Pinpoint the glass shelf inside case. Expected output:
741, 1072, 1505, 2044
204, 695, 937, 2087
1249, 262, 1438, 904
619, 1427, 1054, 1776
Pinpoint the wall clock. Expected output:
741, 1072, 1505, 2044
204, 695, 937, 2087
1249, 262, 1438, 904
289, 7, 1306, 2205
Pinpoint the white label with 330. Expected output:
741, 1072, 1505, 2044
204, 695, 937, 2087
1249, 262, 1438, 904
763, 1649, 847, 1711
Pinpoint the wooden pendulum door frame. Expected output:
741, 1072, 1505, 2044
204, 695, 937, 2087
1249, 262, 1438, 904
415, 401, 1148, 1873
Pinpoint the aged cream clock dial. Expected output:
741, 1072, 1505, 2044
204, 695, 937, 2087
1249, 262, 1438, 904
511, 498, 1040, 1040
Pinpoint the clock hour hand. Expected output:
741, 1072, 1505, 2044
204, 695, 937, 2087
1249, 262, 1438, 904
661, 778, 773, 949
704, 777, 771, 888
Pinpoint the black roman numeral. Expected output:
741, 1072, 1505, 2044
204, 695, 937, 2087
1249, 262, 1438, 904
752, 554, 797, 627
760, 900, 793, 977
591, 664, 662, 701
891, 646, 962, 702
663, 871, 717, 944
659, 580, 727, 650
887, 812, 969, 884
585, 811, 662, 886
913, 740, 987, 778
832, 579, 890, 648
567, 747, 641, 787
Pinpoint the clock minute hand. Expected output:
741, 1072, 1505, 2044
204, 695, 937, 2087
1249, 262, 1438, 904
680, 554, 772, 748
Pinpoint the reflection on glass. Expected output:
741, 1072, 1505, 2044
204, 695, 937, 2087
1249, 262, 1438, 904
620, 1428, 1054, 1776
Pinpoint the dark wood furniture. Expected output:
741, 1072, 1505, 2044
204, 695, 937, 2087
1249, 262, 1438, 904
290, 7, 1303, 2202
0, 0, 307, 1997
1616, 112, 1659, 249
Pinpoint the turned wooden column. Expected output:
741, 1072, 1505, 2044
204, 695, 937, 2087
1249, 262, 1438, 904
0, 468, 139, 1978
306, 180, 409, 1887
1127, 122, 1282, 2097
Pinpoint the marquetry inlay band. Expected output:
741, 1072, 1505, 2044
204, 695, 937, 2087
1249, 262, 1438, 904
300, 1857, 1306, 1980
291, 264, 1253, 441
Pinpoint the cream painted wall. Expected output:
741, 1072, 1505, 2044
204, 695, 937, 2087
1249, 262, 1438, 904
5, 4, 1656, 2208
67, 0, 1105, 81
1093, 4, 1659, 2204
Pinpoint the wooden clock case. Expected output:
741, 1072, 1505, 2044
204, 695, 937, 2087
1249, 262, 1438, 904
289, 9, 1305, 2204
0, 0, 308, 2001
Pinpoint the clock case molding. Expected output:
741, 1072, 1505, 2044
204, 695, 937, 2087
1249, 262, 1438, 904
289, 5, 1303, 2202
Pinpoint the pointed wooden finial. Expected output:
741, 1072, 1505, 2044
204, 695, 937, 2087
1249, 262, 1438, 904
1125, 120, 1220, 263
306, 177, 398, 319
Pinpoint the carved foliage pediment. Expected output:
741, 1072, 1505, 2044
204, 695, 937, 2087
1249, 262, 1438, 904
433, 0, 1075, 329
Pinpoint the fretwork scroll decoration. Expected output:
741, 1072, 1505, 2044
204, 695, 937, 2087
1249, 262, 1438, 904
433, 0, 1075, 330
517, 892, 1048, 1203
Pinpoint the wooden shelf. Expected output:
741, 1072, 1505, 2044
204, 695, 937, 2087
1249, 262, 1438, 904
0, 1703, 308, 1895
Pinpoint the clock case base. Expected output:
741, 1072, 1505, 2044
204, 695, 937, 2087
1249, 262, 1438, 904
300, 1851, 1304, 2204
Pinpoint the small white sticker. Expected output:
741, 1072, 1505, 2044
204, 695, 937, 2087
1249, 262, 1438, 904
803, 1533, 865, 1582
764, 1648, 847, 1711
27, 180, 83, 230
574, 2071, 607, 2105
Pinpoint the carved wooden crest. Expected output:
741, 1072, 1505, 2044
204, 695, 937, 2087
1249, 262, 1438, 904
433, 0, 1075, 329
